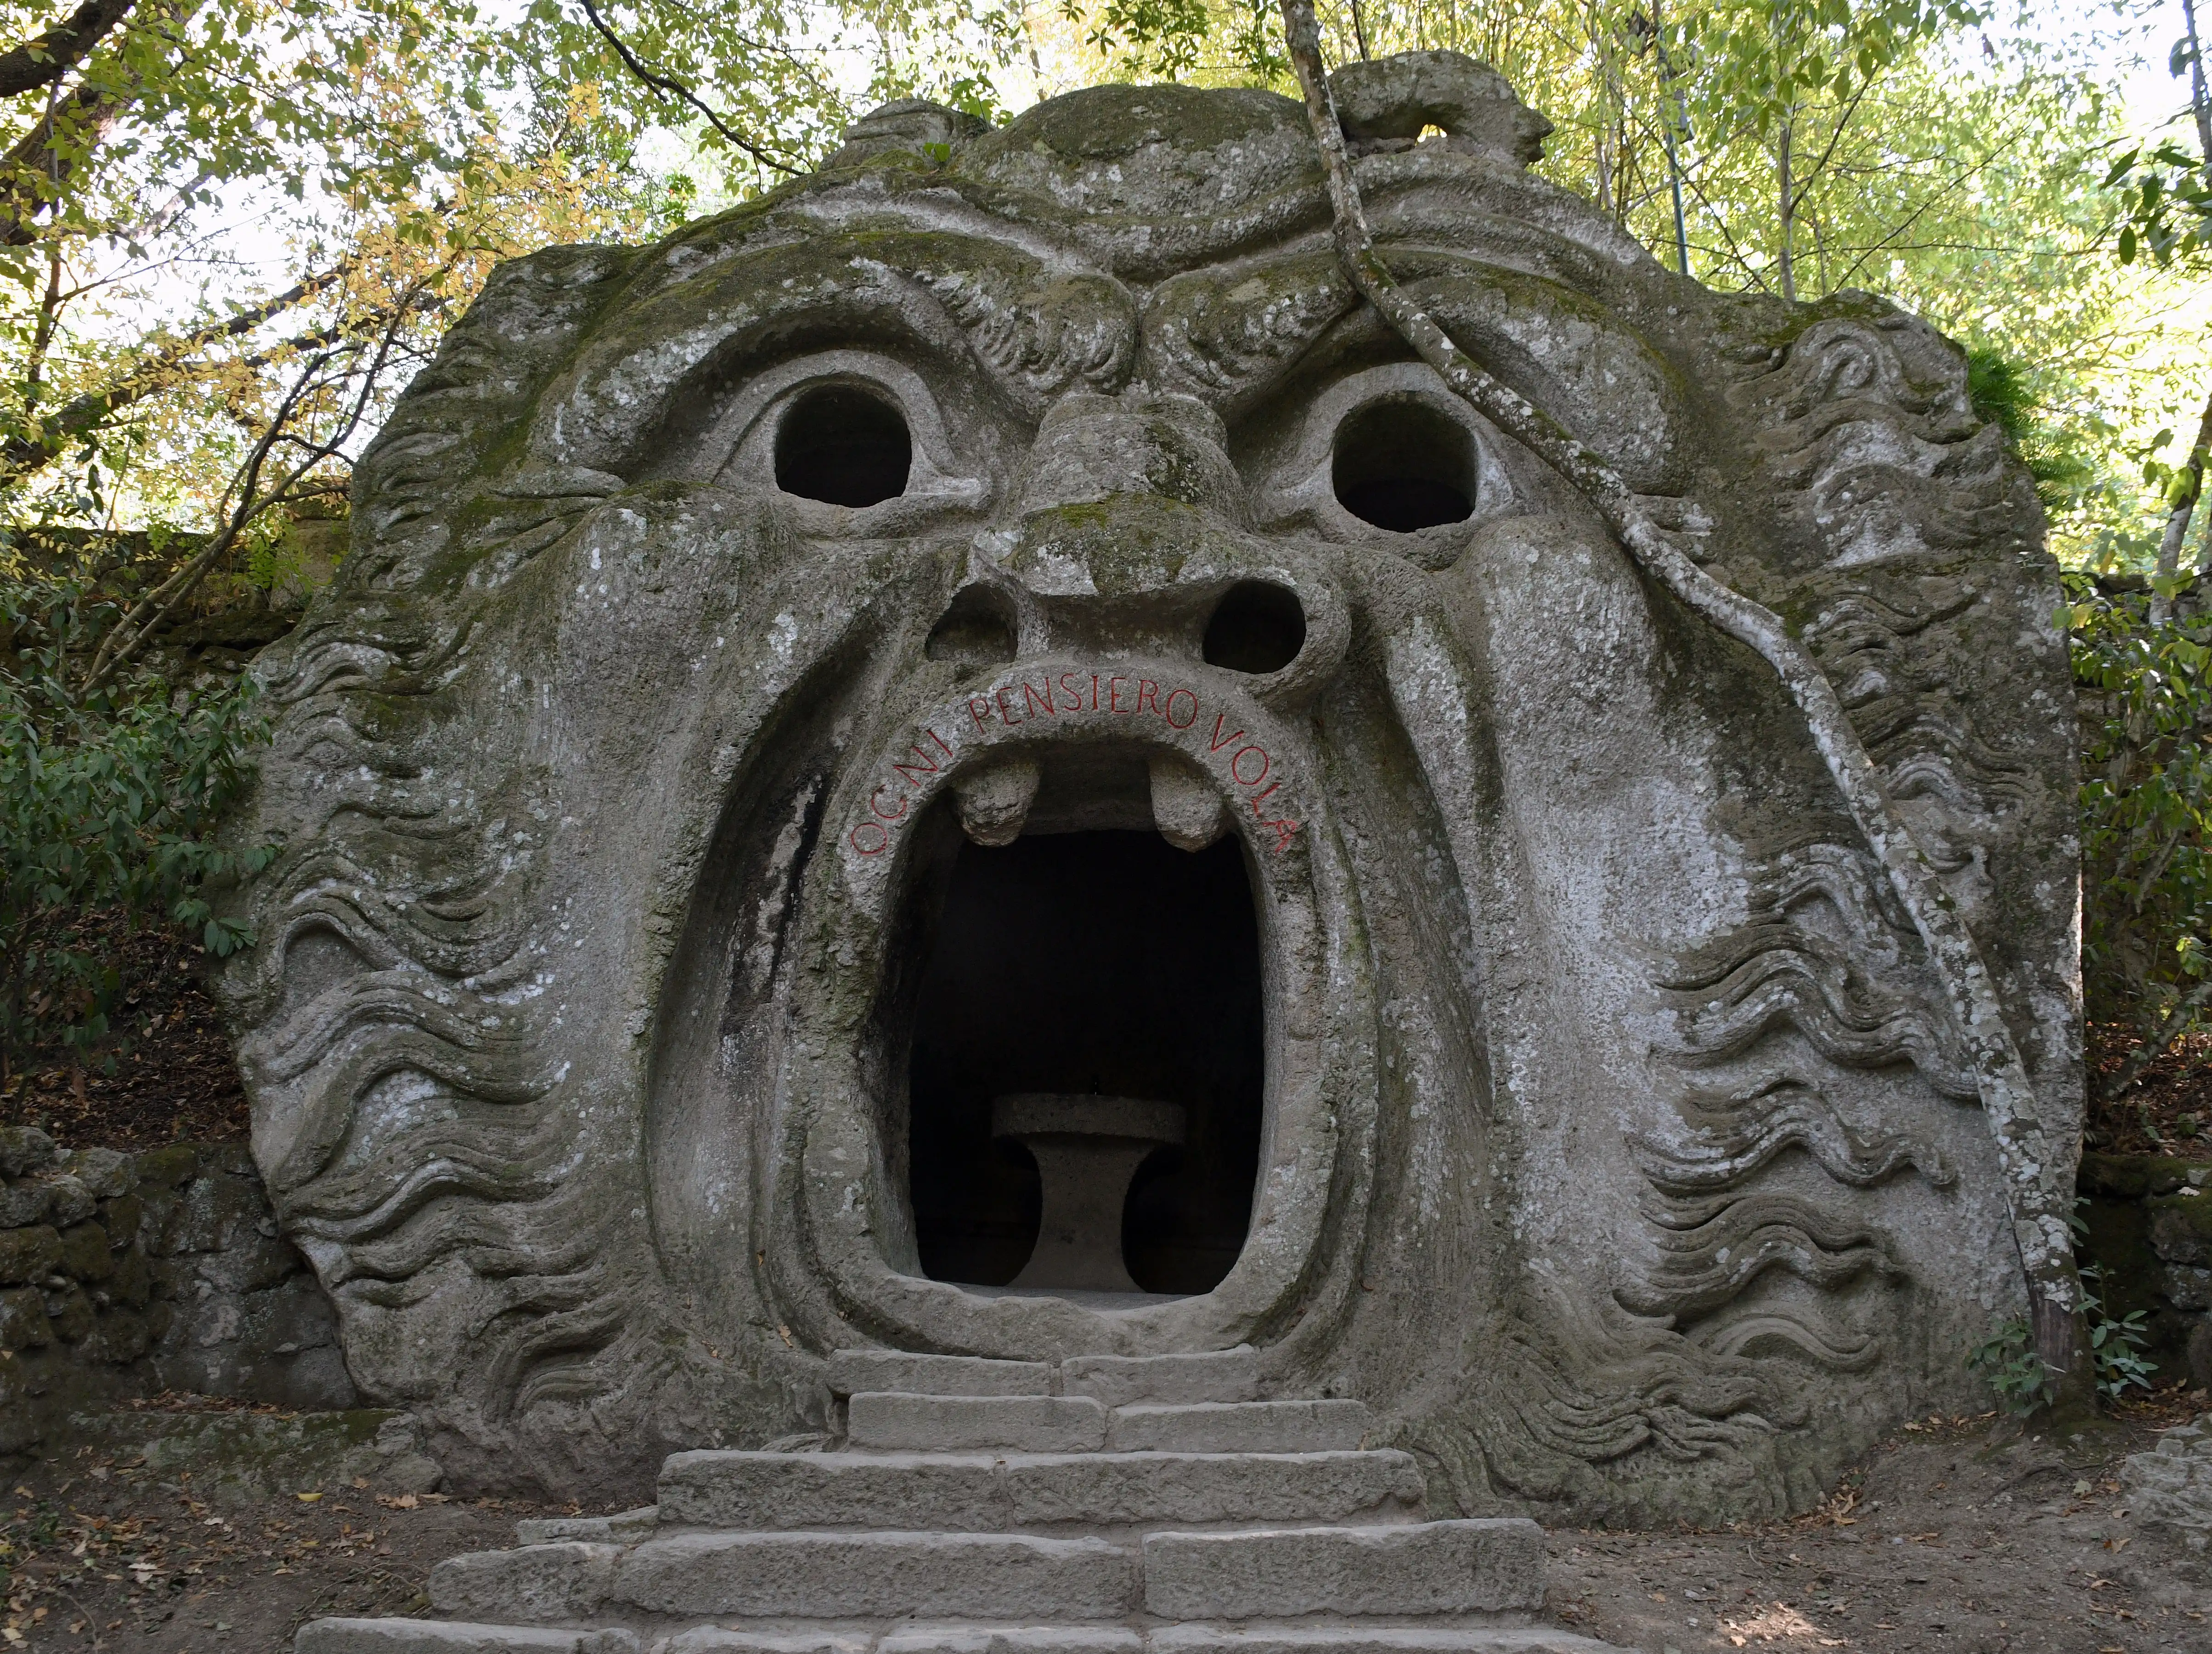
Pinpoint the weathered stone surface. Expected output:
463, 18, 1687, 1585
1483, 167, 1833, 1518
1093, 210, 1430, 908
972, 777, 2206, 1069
1331, 51, 1552, 163
0, 1286, 50, 1350
43, 1284, 93, 1342
64, 1148, 135, 1198
0, 1181, 51, 1227
880, 1630, 1143, 1654
664, 1635, 869, 1654
296, 1622, 637, 1654
1105, 1400, 1371, 1453
849, 1393, 1110, 1452
612, 1530, 1137, 1618
2122, 1415, 2212, 1547
57, 1221, 113, 1280
826, 1350, 1052, 1397
1142, 1519, 1546, 1618
656, 1448, 1424, 1530
42, 1176, 93, 1229
0, 1225, 59, 1284
1061, 1347, 1258, 1407
428, 1542, 620, 1621
219, 51, 2078, 1523
0, 1126, 59, 1178
513, 1505, 660, 1544
1149, 1632, 1624, 1654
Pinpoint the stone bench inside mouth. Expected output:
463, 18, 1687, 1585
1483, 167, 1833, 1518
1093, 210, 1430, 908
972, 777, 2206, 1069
993, 1094, 1186, 1294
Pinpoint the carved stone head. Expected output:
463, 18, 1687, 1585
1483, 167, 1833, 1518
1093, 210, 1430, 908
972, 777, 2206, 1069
224, 53, 2079, 1518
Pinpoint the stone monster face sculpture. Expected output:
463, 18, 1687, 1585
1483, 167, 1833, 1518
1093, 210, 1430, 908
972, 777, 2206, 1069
222, 56, 2080, 1518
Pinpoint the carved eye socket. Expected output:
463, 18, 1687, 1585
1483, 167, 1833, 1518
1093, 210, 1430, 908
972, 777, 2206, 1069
775, 384, 912, 507
1331, 397, 1475, 533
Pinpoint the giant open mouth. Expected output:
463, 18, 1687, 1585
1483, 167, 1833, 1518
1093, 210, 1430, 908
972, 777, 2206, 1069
745, 610, 1369, 1358
902, 775, 1265, 1302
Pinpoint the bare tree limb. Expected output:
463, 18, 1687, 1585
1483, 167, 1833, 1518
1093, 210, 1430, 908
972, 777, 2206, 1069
76, 291, 417, 698
0, 0, 136, 99
0, 261, 356, 481
1275, 0, 2087, 1384
576, 0, 800, 174
2183, 0, 2211, 187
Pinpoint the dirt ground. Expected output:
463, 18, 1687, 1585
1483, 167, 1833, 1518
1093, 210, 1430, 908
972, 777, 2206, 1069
1549, 1396, 2212, 1654
2086, 1024, 2212, 1159
1, 1399, 2210, 1654
0, 915, 247, 1152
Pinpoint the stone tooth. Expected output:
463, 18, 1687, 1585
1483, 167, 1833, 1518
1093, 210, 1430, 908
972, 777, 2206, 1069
953, 759, 1040, 845
1149, 756, 1225, 851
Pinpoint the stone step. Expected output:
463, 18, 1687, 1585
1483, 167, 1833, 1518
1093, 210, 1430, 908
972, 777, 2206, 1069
1149, 1632, 1622, 1654
878, 1632, 1144, 1654
1142, 1520, 1546, 1619
295, 1623, 637, 1654
513, 1506, 658, 1545
658, 1448, 1427, 1530
616, 1530, 1138, 1619
1106, 1400, 1372, 1454
297, 1627, 1624, 1654
849, 1392, 1109, 1452
429, 1543, 622, 1623
829, 1350, 1053, 1398
1061, 1347, 1259, 1407
663, 1637, 873, 1654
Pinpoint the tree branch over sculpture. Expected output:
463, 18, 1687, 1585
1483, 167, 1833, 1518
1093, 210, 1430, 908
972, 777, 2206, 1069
1272, 0, 2088, 1389
0, 0, 137, 98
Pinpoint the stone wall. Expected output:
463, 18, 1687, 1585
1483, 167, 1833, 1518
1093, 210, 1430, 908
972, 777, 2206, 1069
0, 1125, 357, 1466
2078, 1151, 2212, 1386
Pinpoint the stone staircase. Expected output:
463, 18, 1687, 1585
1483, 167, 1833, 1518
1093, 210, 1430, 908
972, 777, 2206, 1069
297, 1348, 1623, 1654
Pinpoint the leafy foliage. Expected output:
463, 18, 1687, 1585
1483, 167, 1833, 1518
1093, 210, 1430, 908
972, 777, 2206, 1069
1969, 1266, 2155, 1410
2107, 135, 2212, 268
1967, 1317, 2058, 1414
2066, 578, 2212, 1039
0, 569, 273, 1077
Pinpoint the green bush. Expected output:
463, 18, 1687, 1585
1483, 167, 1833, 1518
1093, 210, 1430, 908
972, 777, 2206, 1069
2066, 575, 2212, 1055
0, 572, 274, 1081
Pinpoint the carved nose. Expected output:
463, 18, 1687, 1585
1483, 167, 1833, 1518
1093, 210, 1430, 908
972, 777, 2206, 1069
1016, 390, 1246, 519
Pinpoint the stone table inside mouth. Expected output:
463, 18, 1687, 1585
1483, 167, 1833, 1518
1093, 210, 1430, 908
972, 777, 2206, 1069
992, 1092, 1186, 1293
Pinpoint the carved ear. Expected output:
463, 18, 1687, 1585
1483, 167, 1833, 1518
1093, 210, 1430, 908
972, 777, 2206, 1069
1327, 50, 1553, 165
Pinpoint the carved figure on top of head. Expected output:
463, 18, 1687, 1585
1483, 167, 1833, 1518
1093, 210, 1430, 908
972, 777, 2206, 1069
220, 52, 2080, 1521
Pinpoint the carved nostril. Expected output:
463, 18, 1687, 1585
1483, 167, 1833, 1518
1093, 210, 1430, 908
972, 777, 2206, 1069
926, 586, 1018, 666
1332, 396, 1474, 532
775, 384, 910, 506
1203, 581, 1305, 675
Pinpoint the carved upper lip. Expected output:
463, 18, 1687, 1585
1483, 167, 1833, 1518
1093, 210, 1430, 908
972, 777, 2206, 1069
836, 654, 1318, 866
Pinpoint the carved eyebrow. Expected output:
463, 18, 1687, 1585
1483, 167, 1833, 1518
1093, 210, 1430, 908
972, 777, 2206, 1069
1143, 242, 1360, 413
530, 249, 989, 477
531, 221, 1140, 473
1148, 242, 1686, 488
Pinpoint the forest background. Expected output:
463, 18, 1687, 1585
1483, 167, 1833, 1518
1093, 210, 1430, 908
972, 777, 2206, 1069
0, 0, 2208, 1157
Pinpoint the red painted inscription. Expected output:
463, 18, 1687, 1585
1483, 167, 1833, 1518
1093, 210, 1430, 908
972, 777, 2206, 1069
851, 676, 1302, 857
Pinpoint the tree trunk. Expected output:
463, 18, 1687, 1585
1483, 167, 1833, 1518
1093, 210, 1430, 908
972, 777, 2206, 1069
1777, 115, 1796, 302
2183, 0, 2211, 184
2152, 388, 2212, 624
